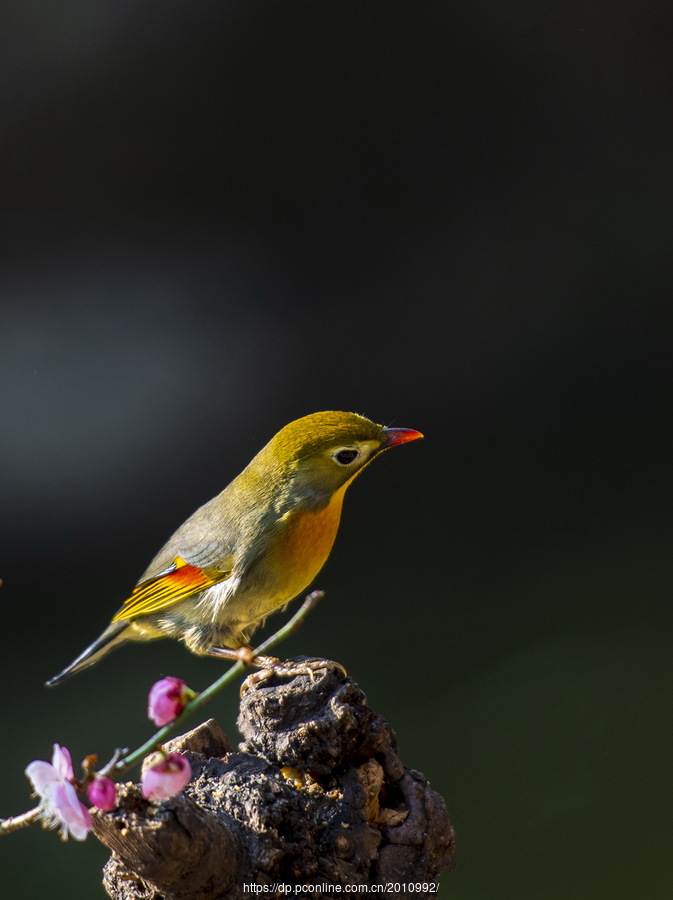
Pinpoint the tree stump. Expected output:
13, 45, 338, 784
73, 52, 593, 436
93, 659, 455, 899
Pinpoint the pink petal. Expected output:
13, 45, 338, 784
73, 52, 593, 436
141, 753, 191, 801
51, 744, 74, 782
148, 694, 179, 727
25, 760, 58, 797
52, 782, 92, 841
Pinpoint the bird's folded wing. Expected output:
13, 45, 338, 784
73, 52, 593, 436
112, 556, 231, 621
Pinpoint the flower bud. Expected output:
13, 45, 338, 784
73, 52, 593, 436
87, 776, 117, 812
141, 752, 192, 801
147, 676, 194, 727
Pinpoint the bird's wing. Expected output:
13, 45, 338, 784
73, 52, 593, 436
111, 555, 232, 622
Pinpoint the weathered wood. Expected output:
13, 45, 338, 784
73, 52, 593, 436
94, 659, 455, 899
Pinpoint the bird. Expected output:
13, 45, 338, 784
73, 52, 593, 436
46, 411, 423, 686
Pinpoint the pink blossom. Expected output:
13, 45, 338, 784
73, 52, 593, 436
87, 776, 117, 812
25, 744, 92, 840
148, 676, 194, 727
141, 752, 192, 801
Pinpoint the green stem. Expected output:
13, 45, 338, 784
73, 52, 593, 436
1, 591, 323, 834
102, 590, 323, 778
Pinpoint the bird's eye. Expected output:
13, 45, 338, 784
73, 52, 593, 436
334, 449, 360, 465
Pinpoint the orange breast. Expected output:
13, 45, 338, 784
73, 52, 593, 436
270, 484, 347, 599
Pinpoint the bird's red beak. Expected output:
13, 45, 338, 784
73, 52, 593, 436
380, 427, 424, 449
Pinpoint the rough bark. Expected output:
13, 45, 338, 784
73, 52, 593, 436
93, 658, 455, 900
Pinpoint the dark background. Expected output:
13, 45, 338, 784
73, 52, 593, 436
1, 2, 672, 897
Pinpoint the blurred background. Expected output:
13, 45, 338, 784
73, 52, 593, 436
1, 1, 672, 897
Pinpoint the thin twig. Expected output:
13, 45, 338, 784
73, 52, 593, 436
0, 806, 41, 834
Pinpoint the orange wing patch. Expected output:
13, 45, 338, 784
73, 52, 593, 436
112, 556, 225, 622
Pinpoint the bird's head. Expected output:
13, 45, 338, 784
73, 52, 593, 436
249, 411, 423, 508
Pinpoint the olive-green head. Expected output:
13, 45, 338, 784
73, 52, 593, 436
245, 411, 423, 507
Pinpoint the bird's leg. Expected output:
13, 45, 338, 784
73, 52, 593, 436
204, 645, 281, 669
204, 592, 339, 687
205, 645, 341, 689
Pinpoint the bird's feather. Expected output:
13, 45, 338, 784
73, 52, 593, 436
112, 556, 231, 621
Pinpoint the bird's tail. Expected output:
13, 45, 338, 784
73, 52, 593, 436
46, 621, 130, 686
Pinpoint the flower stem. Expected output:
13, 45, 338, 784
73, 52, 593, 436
101, 590, 323, 779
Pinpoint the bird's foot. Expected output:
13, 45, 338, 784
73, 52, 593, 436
241, 657, 346, 692
206, 644, 346, 692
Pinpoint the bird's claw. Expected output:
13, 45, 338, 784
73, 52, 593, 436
240, 658, 344, 694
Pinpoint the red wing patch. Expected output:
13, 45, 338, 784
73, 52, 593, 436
112, 558, 224, 622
